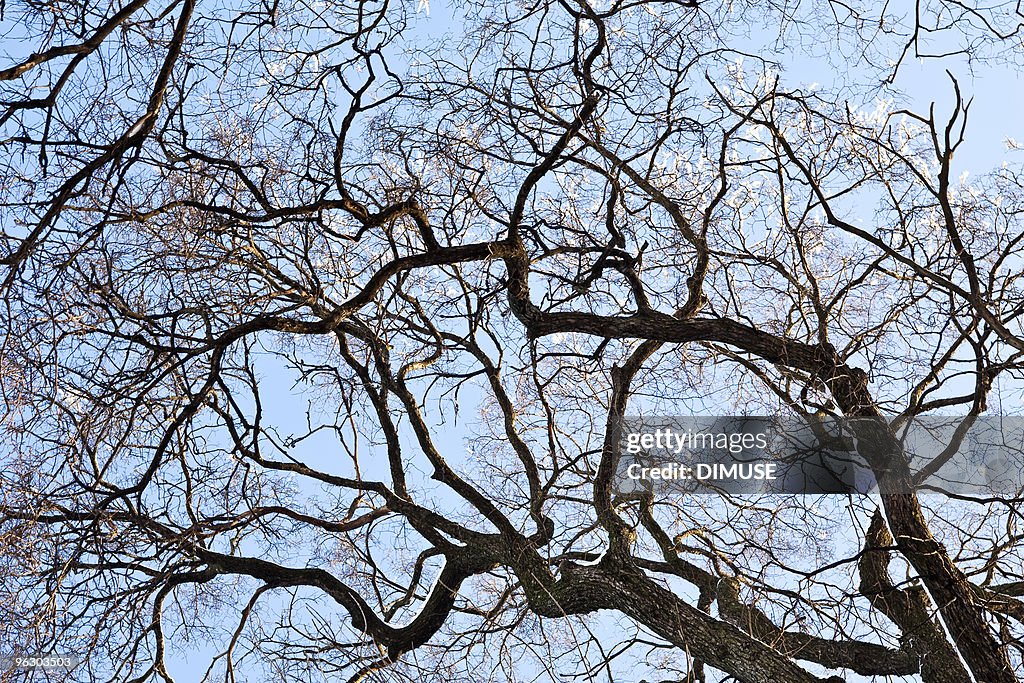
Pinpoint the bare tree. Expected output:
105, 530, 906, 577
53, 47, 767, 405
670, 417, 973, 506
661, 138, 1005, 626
2, 0, 1024, 681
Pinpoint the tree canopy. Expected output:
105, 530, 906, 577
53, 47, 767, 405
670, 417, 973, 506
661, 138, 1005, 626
2, 1, 1024, 681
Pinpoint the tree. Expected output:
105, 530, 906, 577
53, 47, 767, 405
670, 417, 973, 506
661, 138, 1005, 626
2, 0, 1024, 681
